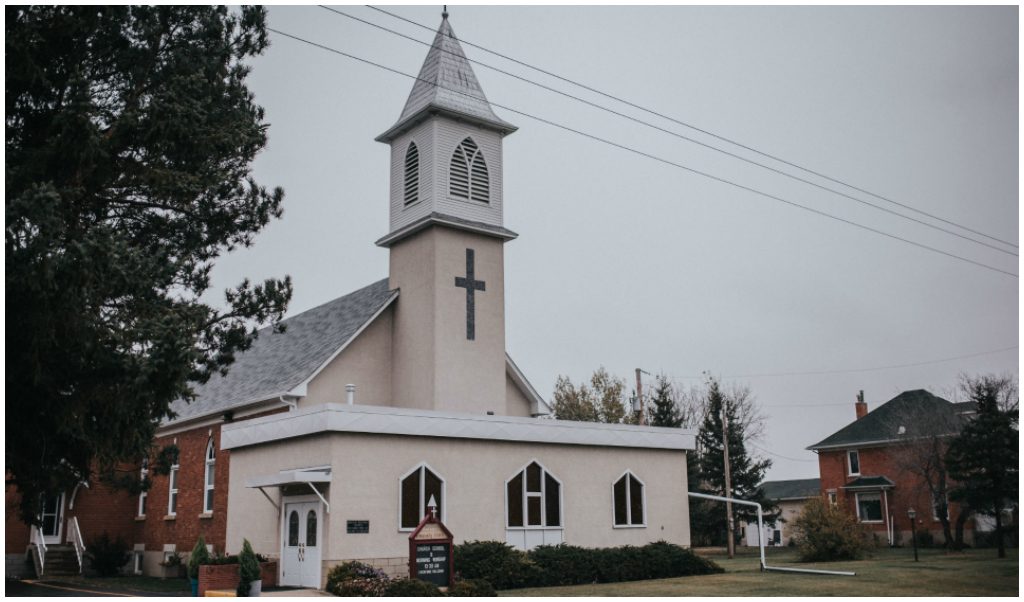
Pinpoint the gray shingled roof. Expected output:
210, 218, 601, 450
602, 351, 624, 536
807, 389, 970, 450
166, 279, 396, 424
759, 478, 821, 501
377, 16, 516, 142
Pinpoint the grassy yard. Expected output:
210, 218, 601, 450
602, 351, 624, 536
501, 547, 1018, 597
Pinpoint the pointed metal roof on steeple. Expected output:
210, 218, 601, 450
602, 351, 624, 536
376, 14, 517, 142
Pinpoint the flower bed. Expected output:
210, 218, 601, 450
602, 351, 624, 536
197, 561, 278, 596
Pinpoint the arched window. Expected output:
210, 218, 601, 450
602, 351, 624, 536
399, 464, 445, 530
288, 511, 299, 546
203, 438, 215, 513
167, 461, 179, 516
612, 471, 645, 527
449, 137, 489, 203
306, 510, 318, 546
506, 461, 561, 528
137, 458, 149, 517
404, 142, 420, 205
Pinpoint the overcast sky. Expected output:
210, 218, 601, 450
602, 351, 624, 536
210, 5, 1018, 481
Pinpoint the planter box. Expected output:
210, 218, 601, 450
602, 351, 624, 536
198, 561, 278, 596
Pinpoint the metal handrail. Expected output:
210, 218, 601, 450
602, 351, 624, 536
68, 516, 86, 572
30, 525, 47, 576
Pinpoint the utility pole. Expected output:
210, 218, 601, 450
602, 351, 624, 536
635, 368, 645, 425
722, 402, 735, 559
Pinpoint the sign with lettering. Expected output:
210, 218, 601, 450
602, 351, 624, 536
346, 520, 369, 534
408, 498, 454, 589
413, 543, 450, 586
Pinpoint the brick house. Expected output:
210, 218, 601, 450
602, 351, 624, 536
807, 390, 982, 547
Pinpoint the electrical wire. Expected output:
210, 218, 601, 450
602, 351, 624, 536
325, 6, 1016, 258
367, 5, 1018, 251
748, 442, 819, 463
264, 27, 1018, 279
665, 344, 1018, 380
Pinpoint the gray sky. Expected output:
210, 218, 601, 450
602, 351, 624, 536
211, 5, 1018, 481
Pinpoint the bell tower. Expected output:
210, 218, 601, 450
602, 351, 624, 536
376, 13, 519, 415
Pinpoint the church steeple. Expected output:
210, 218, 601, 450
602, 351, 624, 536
376, 15, 516, 144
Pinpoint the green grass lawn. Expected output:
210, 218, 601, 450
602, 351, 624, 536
501, 547, 1019, 597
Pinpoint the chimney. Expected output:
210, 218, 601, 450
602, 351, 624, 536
346, 384, 356, 405
855, 390, 868, 420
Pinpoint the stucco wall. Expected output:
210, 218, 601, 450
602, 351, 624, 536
225, 432, 690, 566
304, 305, 394, 408
505, 370, 533, 417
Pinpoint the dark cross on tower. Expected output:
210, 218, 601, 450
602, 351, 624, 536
454, 248, 485, 340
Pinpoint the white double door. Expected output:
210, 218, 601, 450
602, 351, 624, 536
281, 500, 322, 588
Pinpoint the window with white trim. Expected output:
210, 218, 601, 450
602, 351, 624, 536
932, 493, 950, 521
203, 438, 215, 513
855, 492, 882, 522
138, 458, 149, 516
449, 137, 489, 203
612, 472, 645, 527
404, 142, 420, 205
827, 490, 837, 506
167, 462, 179, 516
399, 464, 444, 530
847, 450, 860, 476
506, 462, 561, 528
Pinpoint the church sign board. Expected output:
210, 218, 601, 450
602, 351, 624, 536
407, 499, 453, 588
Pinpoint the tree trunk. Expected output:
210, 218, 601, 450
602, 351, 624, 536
994, 503, 1005, 559
953, 508, 970, 550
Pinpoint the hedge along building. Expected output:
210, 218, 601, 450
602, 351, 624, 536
218, 14, 695, 589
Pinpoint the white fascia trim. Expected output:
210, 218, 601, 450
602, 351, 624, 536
221, 403, 696, 452
505, 353, 551, 416
287, 290, 399, 397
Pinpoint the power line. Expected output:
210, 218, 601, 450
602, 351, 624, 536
748, 442, 818, 463
326, 6, 1016, 258
265, 27, 1017, 278
367, 5, 1018, 251
665, 345, 1018, 380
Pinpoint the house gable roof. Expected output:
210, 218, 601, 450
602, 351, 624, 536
166, 279, 397, 425
807, 389, 969, 451
759, 478, 821, 501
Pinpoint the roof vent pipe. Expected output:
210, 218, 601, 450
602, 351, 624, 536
346, 384, 356, 405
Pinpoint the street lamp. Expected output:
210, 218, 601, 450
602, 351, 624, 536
907, 508, 919, 562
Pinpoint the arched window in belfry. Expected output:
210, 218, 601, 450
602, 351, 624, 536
404, 142, 420, 205
450, 137, 489, 203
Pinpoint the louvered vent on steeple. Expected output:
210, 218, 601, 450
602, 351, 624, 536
404, 142, 420, 205
450, 137, 489, 203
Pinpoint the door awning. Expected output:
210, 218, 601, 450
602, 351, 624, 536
245, 470, 331, 489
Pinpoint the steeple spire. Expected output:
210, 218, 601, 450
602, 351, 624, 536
376, 14, 516, 142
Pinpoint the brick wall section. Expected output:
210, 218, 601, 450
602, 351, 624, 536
197, 561, 278, 596
5, 482, 31, 554
817, 445, 974, 541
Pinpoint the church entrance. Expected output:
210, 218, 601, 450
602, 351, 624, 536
40, 493, 64, 545
280, 498, 322, 588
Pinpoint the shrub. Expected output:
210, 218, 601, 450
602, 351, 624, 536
188, 536, 210, 580
453, 540, 540, 590
447, 578, 497, 596
792, 497, 871, 562
382, 578, 443, 597
325, 561, 390, 597
236, 539, 260, 597
87, 532, 131, 577
454, 540, 721, 590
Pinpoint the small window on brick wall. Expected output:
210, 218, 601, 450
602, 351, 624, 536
203, 438, 216, 513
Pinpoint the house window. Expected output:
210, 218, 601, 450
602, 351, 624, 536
203, 438, 215, 513
827, 490, 837, 506
399, 464, 444, 530
613, 472, 646, 527
847, 450, 860, 476
855, 492, 882, 522
449, 137, 489, 203
167, 463, 179, 516
506, 462, 561, 528
138, 458, 149, 517
404, 142, 420, 205
932, 494, 950, 521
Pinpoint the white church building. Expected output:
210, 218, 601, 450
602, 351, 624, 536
213, 14, 696, 588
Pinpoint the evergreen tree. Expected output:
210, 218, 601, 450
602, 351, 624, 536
945, 375, 1018, 558
647, 374, 683, 428
692, 377, 777, 545
6, 6, 291, 522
